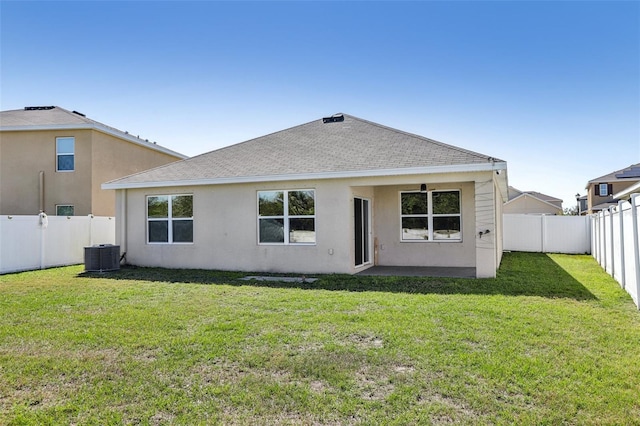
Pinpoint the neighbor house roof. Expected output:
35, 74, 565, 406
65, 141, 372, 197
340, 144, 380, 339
505, 186, 562, 210
587, 163, 640, 185
103, 113, 507, 190
0, 106, 186, 159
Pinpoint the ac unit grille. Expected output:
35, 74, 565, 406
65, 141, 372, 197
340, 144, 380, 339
84, 245, 120, 272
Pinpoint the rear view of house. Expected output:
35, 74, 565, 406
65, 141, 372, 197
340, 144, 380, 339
0, 106, 186, 216
103, 114, 508, 278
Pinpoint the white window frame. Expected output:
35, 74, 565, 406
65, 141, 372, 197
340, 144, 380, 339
400, 189, 462, 243
599, 183, 609, 197
55, 204, 74, 216
146, 194, 194, 244
257, 189, 316, 245
56, 137, 75, 172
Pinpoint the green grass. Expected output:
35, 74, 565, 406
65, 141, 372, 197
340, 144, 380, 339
1, 252, 639, 425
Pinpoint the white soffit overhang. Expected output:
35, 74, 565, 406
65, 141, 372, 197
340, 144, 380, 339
102, 161, 508, 190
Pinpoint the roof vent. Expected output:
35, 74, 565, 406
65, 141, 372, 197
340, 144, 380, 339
25, 106, 55, 111
323, 114, 344, 123
72, 110, 86, 117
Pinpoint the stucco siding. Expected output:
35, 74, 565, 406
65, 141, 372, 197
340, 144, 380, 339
91, 131, 181, 216
121, 180, 355, 274
115, 171, 501, 276
0, 129, 93, 215
372, 182, 476, 268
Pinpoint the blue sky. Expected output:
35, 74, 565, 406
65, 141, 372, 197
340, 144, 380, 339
2, 1, 638, 209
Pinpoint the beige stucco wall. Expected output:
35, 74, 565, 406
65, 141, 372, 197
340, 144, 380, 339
372, 182, 476, 268
0, 129, 93, 215
115, 170, 501, 276
503, 195, 561, 215
91, 131, 181, 216
0, 129, 182, 216
120, 180, 355, 274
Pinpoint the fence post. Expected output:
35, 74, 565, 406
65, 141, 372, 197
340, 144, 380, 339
610, 206, 617, 278
631, 194, 640, 310
541, 215, 546, 253
618, 201, 626, 289
38, 212, 48, 270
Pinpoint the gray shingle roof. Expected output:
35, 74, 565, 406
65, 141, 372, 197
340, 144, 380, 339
0, 106, 186, 159
588, 163, 640, 184
104, 114, 505, 188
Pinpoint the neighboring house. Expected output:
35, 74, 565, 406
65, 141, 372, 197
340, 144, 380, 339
586, 163, 640, 214
576, 194, 588, 215
503, 186, 563, 215
0, 106, 186, 216
103, 113, 508, 278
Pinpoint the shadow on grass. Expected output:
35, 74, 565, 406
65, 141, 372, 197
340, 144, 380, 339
78, 252, 596, 300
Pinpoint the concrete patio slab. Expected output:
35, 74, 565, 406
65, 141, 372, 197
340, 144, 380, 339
356, 266, 476, 278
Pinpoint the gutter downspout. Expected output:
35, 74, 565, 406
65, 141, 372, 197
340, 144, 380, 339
39, 171, 45, 213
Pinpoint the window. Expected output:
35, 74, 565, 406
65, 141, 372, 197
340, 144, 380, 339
258, 189, 315, 244
56, 137, 75, 171
599, 183, 609, 197
400, 190, 461, 241
147, 195, 193, 243
56, 205, 74, 216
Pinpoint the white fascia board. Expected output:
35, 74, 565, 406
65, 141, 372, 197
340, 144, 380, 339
613, 181, 640, 200
102, 161, 508, 190
1, 124, 187, 159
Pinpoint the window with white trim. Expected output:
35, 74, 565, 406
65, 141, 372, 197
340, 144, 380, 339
56, 205, 74, 216
56, 137, 75, 172
258, 190, 315, 244
400, 190, 461, 241
147, 195, 193, 243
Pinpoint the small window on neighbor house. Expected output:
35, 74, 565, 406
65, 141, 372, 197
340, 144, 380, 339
56, 205, 74, 216
258, 189, 315, 244
599, 183, 609, 197
56, 137, 75, 172
147, 195, 193, 243
401, 190, 461, 241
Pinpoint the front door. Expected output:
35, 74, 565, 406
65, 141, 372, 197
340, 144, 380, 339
354, 197, 371, 267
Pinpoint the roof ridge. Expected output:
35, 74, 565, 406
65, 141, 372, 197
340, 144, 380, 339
589, 163, 640, 183
342, 114, 500, 163
185, 116, 323, 160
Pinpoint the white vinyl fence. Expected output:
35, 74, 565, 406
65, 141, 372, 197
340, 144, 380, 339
503, 214, 591, 254
0, 214, 116, 274
591, 195, 640, 309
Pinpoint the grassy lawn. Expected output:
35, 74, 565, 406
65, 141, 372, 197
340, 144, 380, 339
1, 252, 639, 425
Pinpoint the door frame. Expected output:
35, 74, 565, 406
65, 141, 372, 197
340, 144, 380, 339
354, 197, 372, 268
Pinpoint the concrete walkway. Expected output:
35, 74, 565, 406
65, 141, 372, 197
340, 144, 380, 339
356, 266, 476, 278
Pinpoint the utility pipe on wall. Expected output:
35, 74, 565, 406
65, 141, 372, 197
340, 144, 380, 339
39, 171, 45, 213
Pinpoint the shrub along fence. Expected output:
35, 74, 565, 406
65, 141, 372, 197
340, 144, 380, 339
591, 194, 640, 309
0, 214, 115, 274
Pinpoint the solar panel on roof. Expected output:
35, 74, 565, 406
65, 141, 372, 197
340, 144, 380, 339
615, 166, 640, 179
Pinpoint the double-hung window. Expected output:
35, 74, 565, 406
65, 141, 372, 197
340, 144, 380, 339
258, 190, 315, 244
147, 195, 193, 243
400, 190, 461, 241
56, 137, 75, 172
